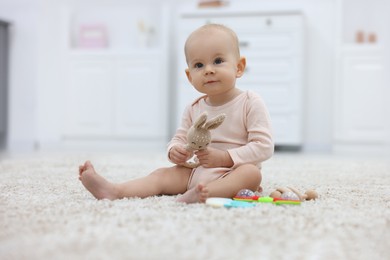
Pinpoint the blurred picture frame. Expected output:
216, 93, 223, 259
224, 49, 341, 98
78, 24, 108, 48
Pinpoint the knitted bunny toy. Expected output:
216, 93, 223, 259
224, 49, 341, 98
181, 112, 226, 168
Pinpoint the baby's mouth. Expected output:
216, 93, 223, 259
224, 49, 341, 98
205, 80, 218, 85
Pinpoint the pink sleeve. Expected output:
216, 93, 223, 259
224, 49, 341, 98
227, 94, 274, 168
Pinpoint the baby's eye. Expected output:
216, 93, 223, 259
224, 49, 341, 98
214, 57, 223, 64
194, 63, 203, 69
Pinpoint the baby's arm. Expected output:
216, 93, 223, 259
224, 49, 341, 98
195, 147, 233, 168
167, 106, 194, 165
228, 94, 274, 167
169, 145, 193, 165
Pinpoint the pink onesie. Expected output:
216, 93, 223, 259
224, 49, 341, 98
168, 90, 274, 190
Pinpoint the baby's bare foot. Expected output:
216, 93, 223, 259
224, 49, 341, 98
79, 161, 119, 200
78, 160, 94, 180
78, 164, 87, 180
176, 184, 209, 204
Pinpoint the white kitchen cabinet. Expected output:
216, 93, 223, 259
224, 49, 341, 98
174, 12, 304, 146
60, 1, 169, 145
63, 51, 167, 140
64, 56, 112, 136
334, 45, 387, 146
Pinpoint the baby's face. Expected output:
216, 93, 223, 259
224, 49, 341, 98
185, 29, 242, 98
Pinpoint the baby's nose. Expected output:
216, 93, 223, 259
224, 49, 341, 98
204, 65, 215, 74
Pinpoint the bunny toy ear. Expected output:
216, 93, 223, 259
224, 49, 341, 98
204, 113, 226, 130
193, 112, 208, 129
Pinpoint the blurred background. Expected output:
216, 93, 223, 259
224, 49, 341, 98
0, 0, 389, 156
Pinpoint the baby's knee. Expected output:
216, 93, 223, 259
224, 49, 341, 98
149, 165, 187, 181
239, 164, 261, 174
149, 167, 170, 179
238, 164, 262, 182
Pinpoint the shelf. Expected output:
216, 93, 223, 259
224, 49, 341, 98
341, 44, 383, 53
66, 1, 163, 53
67, 48, 162, 57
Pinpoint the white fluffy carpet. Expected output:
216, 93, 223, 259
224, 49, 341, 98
0, 152, 389, 260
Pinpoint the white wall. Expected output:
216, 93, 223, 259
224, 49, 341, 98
1, 0, 388, 154
296, 0, 339, 152
342, 0, 390, 44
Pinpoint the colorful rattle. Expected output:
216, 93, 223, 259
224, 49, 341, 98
205, 189, 305, 208
234, 189, 302, 205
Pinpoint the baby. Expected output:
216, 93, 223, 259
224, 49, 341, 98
79, 24, 274, 203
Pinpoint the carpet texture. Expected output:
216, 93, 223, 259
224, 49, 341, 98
0, 152, 389, 259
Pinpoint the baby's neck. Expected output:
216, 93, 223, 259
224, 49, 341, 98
206, 88, 242, 106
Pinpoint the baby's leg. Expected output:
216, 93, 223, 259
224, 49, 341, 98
115, 166, 192, 199
177, 164, 261, 203
79, 161, 192, 200
176, 184, 209, 203
79, 161, 119, 200
206, 164, 261, 198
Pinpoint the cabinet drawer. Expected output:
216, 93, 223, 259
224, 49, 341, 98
239, 31, 302, 55
177, 16, 266, 35
179, 14, 303, 34
176, 18, 302, 57
241, 57, 301, 84
240, 82, 301, 113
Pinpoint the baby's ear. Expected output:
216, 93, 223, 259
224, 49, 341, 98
236, 57, 246, 78
194, 112, 208, 129
204, 114, 226, 130
185, 68, 192, 83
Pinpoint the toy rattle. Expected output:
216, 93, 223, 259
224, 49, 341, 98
205, 188, 306, 208
233, 189, 301, 205
181, 112, 226, 168
269, 187, 318, 201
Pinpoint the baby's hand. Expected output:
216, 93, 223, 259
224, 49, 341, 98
195, 147, 233, 168
169, 145, 192, 165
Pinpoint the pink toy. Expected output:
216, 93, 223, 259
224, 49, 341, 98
78, 24, 108, 48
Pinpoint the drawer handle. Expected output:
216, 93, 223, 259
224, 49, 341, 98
266, 18, 272, 26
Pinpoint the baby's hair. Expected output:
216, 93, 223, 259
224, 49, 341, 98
184, 23, 241, 61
